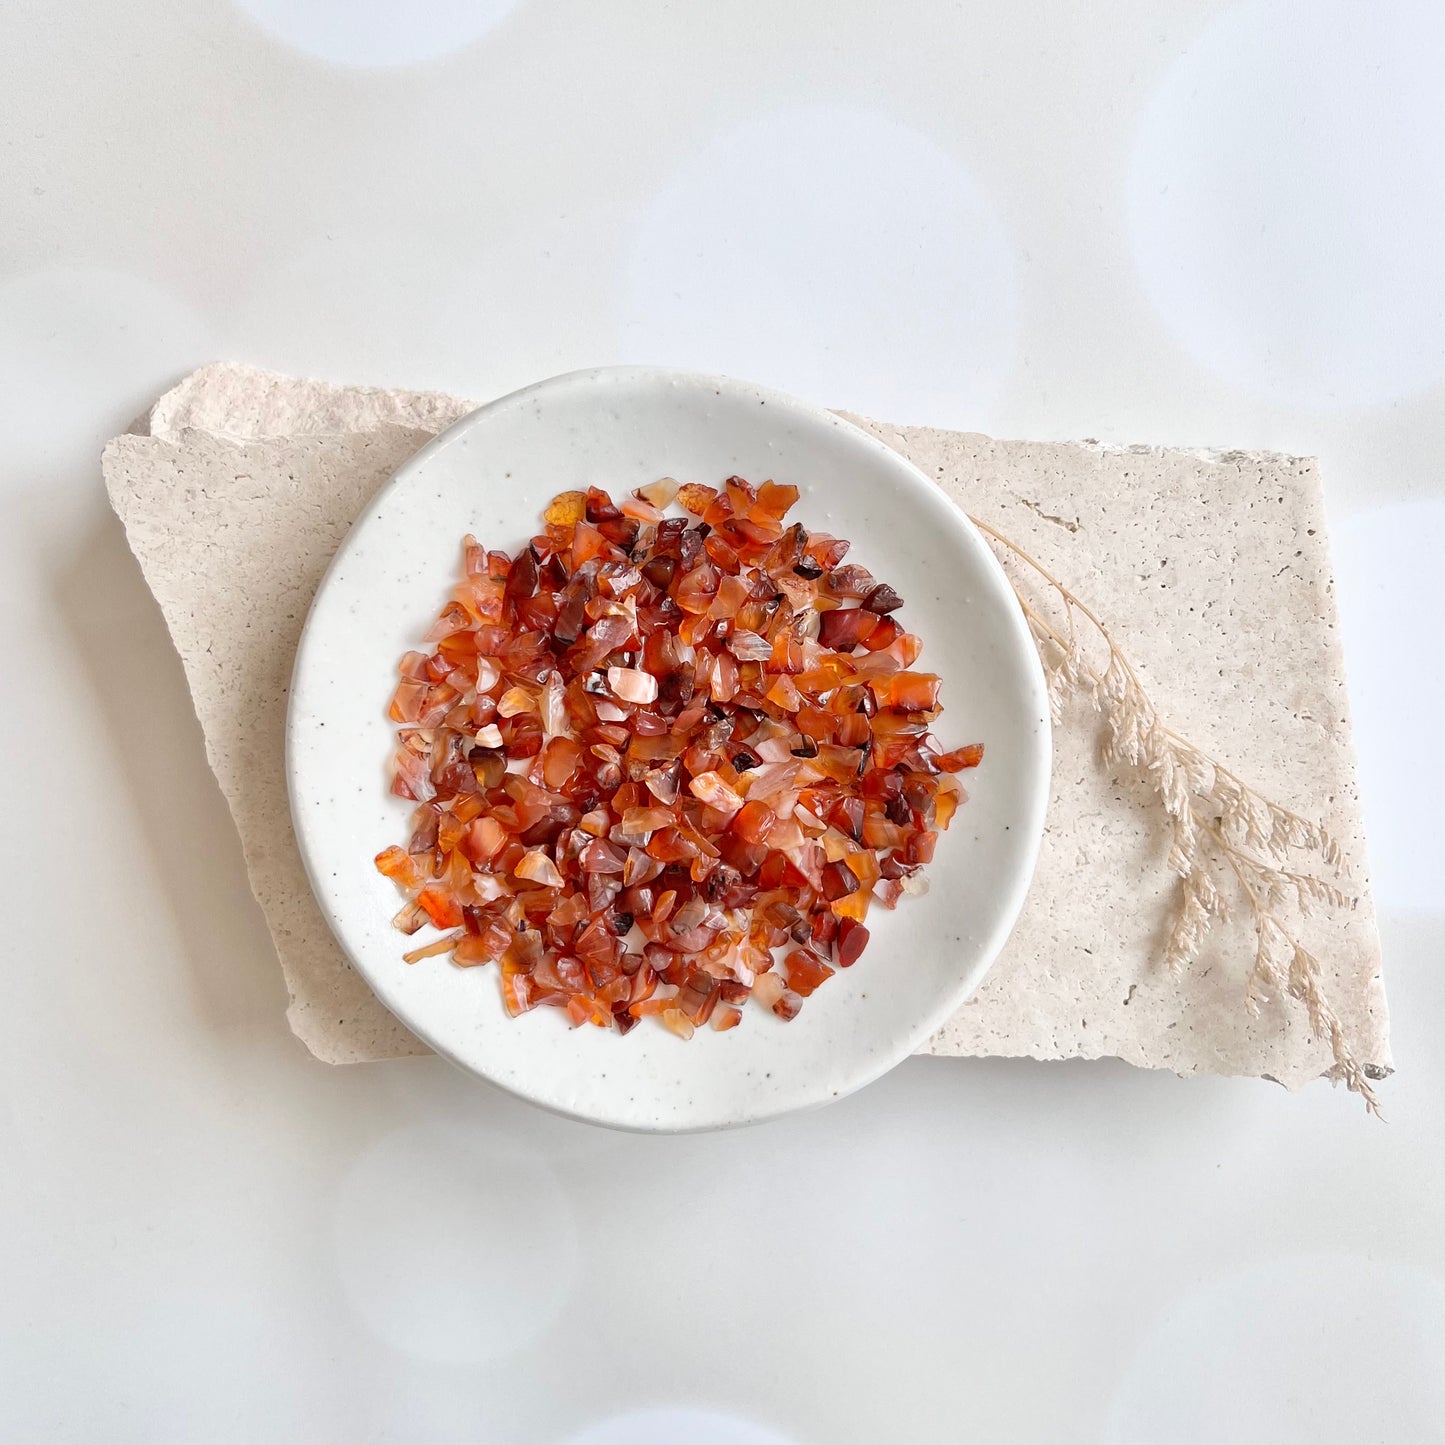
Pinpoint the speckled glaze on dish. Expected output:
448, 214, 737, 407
286, 368, 1050, 1131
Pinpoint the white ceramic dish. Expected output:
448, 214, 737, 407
287, 367, 1049, 1131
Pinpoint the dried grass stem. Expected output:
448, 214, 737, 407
973, 512, 1377, 1114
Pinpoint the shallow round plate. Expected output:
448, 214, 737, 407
287, 367, 1049, 1131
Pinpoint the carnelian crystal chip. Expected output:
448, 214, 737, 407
676, 483, 717, 514
638, 476, 681, 508
836, 918, 869, 968
544, 490, 588, 527
934, 743, 984, 772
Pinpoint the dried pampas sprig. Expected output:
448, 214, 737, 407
972, 515, 1379, 1115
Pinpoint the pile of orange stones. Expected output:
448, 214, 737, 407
375, 477, 982, 1038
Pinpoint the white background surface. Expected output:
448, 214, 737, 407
0, 1, 1441, 1441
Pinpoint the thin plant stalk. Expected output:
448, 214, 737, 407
972, 514, 1378, 1114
